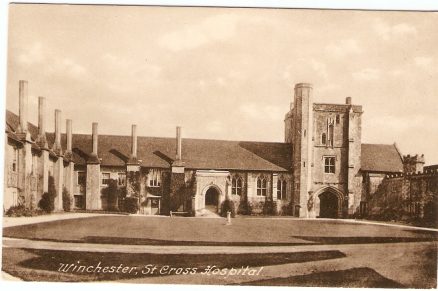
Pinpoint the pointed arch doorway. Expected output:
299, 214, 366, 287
205, 187, 220, 213
314, 187, 344, 218
319, 191, 339, 218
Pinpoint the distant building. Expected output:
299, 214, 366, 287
5, 80, 435, 218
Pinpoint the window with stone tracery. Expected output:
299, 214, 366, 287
257, 176, 267, 196
328, 123, 334, 147
277, 179, 287, 200
231, 176, 243, 195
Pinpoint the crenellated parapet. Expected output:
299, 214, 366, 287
385, 167, 438, 179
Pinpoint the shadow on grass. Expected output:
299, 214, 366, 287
80, 234, 437, 246
3, 248, 345, 282
238, 267, 405, 288
3, 234, 436, 247
289, 235, 438, 245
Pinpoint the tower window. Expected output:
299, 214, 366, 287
336, 114, 340, 124
324, 157, 336, 174
231, 176, 243, 195
328, 124, 334, 147
256, 176, 267, 196
321, 133, 326, 145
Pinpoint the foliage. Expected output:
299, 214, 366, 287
117, 186, 127, 212
62, 187, 72, 212
263, 199, 278, 215
124, 197, 139, 214
220, 199, 236, 218
101, 179, 120, 211
5, 205, 43, 217
126, 172, 141, 198
38, 176, 56, 213
237, 197, 252, 215
423, 198, 438, 227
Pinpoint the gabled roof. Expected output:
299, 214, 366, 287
5, 110, 405, 173
69, 135, 292, 171
361, 143, 403, 173
6, 110, 292, 172
5, 110, 39, 141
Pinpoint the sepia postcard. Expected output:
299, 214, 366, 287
1, 1, 438, 289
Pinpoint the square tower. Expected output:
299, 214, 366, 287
285, 85, 363, 218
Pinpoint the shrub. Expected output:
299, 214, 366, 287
101, 179, 120, 211
237, 199, 252, 215
220, 199, 236, 218
62, 187, 72, 212
38, 176, 56, 213
124, 197, 139, 214
117, 186, 127, 212
5, 205, 43, 217
263, 200, 278, 215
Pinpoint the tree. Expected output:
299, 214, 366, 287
39, 176, 56, 213
62, 187, 72, 212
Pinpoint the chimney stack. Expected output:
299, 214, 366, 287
18, 80, 28, 133
55, 109, 62, 146
52, 109, 63, 155
92, 122, 98, 155
131, 124, 137, 158
35, 96, 48, 148
346, 97, 352, 105
66, 119, 72, 152
176, 126, 182, 161
38, 97, 46, 135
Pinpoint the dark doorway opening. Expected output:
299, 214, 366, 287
319, 192, 339, 218
205, 187, 219, 212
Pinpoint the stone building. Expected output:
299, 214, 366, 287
4, 80, 424, 218
367, 155, 438, 224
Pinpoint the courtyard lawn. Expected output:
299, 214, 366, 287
3, 215, 437, 246
2, 215, 437, 287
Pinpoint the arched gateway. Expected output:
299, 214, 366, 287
204, 186, 220, 213
314, 187, 344, 218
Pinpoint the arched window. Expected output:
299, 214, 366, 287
231, 176, 243, 195
328, 124, 334, 147
257, 176, 267, 196
277, 179, 287, 200
321, 133, 326, 145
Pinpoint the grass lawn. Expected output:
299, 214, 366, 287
3, 216, 438, 245
2, 215, 437, 287
2, 248, 345, 282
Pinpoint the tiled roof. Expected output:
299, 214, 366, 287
6, 110, 291, 172
361, 143, 403, 173
5, 110, 405, 173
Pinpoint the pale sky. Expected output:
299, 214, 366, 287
5, 4, 438, 164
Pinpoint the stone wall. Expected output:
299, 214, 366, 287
367, 168, 438, 226
3, 139, 20, 211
